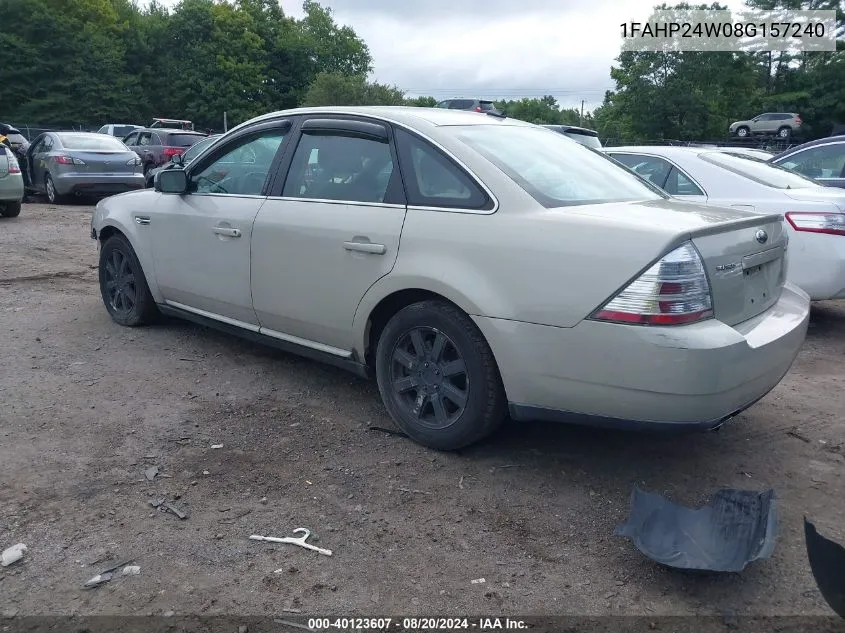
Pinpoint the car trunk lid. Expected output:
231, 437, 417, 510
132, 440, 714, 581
782, 187, 845, 212
689, 214, 787, 326
70, 151, 137, 174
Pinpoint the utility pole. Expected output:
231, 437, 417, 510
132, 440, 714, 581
580, 100, 585, 126
223, 111, 228, 132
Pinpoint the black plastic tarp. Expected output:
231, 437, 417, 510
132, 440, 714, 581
615, 487, 778, 572
805, 518, 845, 618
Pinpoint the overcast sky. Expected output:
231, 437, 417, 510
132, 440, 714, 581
163, 0, 747, 111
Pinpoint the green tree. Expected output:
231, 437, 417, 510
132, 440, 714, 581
302, 72, 406, 106
299, 0, 372, 77
406, 96, 438, 107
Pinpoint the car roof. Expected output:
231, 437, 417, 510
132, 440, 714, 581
237, 106, 526, 131
606, 146, 705, 156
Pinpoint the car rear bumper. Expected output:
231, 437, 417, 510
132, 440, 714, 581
474, 282, 810, 429
54, 173, 145, 196
786, 232, 845, 301
0, 175, 25, 202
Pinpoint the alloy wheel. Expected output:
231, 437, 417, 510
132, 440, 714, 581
103, 248, 137, 317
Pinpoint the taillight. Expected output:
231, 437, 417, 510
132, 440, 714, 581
590, 241, 714, 326
475, 106, 481, 112
795, 117, 802, 124
126, 156, 142, 166
163, 147, 184, 158
785, 212, 845, 236
7, 155, 20, 174
54, 155, 85, 165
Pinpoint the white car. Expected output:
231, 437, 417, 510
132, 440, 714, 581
606, 146, 845, 301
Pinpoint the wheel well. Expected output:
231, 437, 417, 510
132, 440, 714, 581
98, 225, 124, 244
365, 289, 457, 368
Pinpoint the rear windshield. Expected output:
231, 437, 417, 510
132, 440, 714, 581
564, 131, 602, 149
700, 151, 818, 189
166, 133, 205, 147
57, 134, 128, 151
451, 125, 666, 207
479, 101, 495, 111
113, 125, 138, 137
182, 135, 218, 161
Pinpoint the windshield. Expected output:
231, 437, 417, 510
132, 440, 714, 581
113, 125, 138, 137
700, 151, 818, 189
183, 135, 218, 162
451, 125, 665, 207
57, 134, 128, 151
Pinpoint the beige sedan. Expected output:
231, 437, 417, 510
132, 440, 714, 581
90, 106, 810, 450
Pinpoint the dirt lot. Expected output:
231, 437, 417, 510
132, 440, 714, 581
0, 202, 843, 621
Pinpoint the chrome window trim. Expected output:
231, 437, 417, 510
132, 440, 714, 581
607, 151, 709, 197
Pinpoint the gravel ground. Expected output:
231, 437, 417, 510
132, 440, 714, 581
0, 202, 843, 623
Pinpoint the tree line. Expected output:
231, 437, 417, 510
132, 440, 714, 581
0, 0, 842, 141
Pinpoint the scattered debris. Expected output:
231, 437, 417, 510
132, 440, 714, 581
787, 428, 811, 443
367, 425, 408, 438
1, 543, 27, 567
179, 358, 201, 362
150, 499, 188, 520
281, 608, 302, 614
458, 476, 464, 490
210, 444, 223, 449
259, 497, 268, 505
238, 626, 249, 633
471, 578, 486, 584
396, 487, 431, 495
143, 466, 159, 481
274, 619, 313, 631
203, 470, 210, 475
83, 560, 134, 589
250, 528, 332, 556
615, 487, 777, 572
805, 517, 845, 617
121, 565, 141, 576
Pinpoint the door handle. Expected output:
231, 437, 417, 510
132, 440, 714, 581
135, 216, 151, 225
343, 241, 386, 255
212, 226, 242, 238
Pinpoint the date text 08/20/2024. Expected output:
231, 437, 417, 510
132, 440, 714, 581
306, 618, 529, 630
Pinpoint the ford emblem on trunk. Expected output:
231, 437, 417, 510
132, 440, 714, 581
755, 230, 768, 244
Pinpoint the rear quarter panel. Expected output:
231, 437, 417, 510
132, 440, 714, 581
352, 203, 688, 355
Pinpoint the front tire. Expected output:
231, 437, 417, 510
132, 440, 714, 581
375, 300, 506, 451
98, 234, 158, 326
736, 126, 749, 138
778, 126, 791, 139
0, 201, 21, 218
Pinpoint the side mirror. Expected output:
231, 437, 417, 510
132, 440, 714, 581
155, 168, 188, 194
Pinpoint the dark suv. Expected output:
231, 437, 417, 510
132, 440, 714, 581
435, 99, 503, 115
122, 128, 207, 177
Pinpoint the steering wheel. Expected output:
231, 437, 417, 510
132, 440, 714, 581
194, 175, 228, 194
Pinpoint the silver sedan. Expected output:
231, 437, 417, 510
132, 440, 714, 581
26, 132, 145, 203
91, 107, 810, 450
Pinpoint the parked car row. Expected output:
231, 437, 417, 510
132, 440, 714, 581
91, 105, 816, 452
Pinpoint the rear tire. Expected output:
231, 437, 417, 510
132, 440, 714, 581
375, 300, 507, 451
98, 234, 158, 326
736, 126, 749, 138
0, 201, 21, 218
777, 126, 791, 139
45, 173, 64, 204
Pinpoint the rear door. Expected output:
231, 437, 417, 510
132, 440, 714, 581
251, 116, 407, 351
137, 131, 159, 166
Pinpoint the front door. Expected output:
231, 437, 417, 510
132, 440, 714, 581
148, 122, 291, 326
777, 143, 845, 189
251, 117, 407, 352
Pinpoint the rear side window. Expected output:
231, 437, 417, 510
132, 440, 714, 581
611, 154, 672, 188
167, 133, 205, 147
665, 166, 705, 196
394, 127, 491, 210
449, 100, 475, 110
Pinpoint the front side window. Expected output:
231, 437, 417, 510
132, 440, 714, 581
182, 136, 217, 163
775, 144, 845, 180
138, 132, 153, 147
123, 132, 138, 146
282, 132, 394, 204
192, 130, 285, 196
